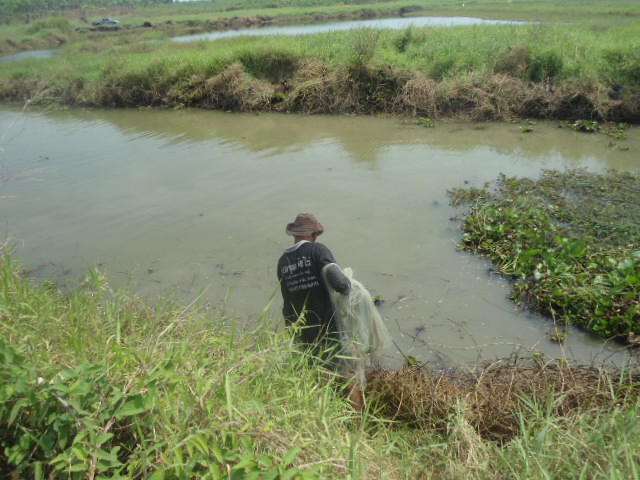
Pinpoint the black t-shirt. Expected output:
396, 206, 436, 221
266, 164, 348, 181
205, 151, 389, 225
277, 241, 337, 344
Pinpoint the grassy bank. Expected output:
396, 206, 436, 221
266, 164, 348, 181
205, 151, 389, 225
2, 250, 640, 478
0, 0, 639, 122
449, 169, 640, 342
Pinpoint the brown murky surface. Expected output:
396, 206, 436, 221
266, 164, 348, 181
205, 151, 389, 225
1, 106, 638, 368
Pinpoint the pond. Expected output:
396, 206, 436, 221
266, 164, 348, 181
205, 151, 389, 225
170, 15, 528, 43
1, 105, 637, 369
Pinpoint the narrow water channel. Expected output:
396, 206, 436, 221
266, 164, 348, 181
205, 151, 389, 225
0, 16, 527, 63
170, 16, 528, 43
1, 106, 637, 368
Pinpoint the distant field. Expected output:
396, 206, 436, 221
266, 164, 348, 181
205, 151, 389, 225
0, 0, 638, 122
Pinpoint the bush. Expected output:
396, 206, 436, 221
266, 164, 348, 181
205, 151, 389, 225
528, 49, 564, 82
237, 46, 299, 83
26, 17, 71, 35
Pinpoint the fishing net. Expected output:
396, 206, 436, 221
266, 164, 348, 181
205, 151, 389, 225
321, 264, 392, 389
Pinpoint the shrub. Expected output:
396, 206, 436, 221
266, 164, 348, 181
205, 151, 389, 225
528, 49, 564, 82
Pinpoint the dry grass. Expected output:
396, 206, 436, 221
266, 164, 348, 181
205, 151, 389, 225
398, 71, 439, 117
436, 82, 499, 121
3, 54, 638, 121
283, 59, 341, 113
367, 357, 640, 442
196, 63, 273, 111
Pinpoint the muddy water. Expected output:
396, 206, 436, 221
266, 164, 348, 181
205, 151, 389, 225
1, 106, 638, 369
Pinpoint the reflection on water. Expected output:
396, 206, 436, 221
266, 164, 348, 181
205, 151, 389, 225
1, 105, 637, 369
170, 16, 528, 43
51, 108, 640, 170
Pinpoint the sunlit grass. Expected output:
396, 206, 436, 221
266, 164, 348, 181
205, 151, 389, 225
5, 20, 638, 83
2, 249, 640, 478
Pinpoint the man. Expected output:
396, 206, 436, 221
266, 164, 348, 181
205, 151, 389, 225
277, 213, 363, 411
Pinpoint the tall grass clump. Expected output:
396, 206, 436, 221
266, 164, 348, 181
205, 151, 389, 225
25, 17, 73, 36
8, 16, 75, 51
236, 44, 301, 82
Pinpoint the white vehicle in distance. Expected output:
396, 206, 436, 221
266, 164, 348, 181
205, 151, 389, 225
92, 18, 119, 26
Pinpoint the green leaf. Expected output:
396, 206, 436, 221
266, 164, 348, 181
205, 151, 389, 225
282, 467, 300, 480
72, 446, 88, 461
256, 454, 273, 468
241, 471, 260, 480
13, 377, 27, 394
211, 444, 225, 464
234, 455, 257, 471
8, 398, 28, 426
282, 447, 299, 467
34, 461, 44, 480
115, 394, 152, 419
262, 470, 279, 480
618, 258, 634, 271
95, 433, 114, 446
188, 433, 210, 456
147, 470, 165, 480
69, 461, 89, 472
93, 446, 121, 463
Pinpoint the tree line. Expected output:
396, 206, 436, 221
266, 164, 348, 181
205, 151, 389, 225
0, 0, 175, 22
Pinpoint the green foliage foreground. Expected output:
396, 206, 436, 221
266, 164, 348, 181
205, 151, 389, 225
0, 256, 363, 479
2, 249, 640, 479
449, 169, 640, 340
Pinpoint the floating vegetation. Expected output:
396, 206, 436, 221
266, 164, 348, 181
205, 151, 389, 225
373, 294, 385, 306
547, 328, 568, 343
559, 120, 630, 139
448, 169, 640, 341
560, 119, 600, 133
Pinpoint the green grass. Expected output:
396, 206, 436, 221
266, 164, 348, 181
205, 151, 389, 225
3, 0, 640, 55
0, 0, 638, 121
2, 244, 640, 478
1, 19, 638, 121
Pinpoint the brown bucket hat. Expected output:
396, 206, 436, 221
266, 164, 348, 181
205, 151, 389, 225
285, 213, 324, 237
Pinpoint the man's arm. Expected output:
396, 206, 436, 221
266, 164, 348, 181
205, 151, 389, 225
323, 263, 351, 295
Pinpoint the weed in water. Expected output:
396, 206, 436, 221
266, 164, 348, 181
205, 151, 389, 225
448, 169, 640, 340
419, 117, 434, 127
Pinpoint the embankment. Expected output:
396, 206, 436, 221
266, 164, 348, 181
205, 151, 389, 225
2, 16, 640, 123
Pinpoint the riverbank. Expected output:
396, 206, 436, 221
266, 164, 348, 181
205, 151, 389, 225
0, 0, 639, 123
2, 252, 640, 478
1, 27, 639, 123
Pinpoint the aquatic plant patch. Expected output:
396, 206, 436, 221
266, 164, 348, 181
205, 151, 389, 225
448, 169, 640, 340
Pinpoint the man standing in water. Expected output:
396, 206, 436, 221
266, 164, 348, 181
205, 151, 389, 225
277, 213, 363, 411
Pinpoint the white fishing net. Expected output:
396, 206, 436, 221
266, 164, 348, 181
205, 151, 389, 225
321, 264, 392, 389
